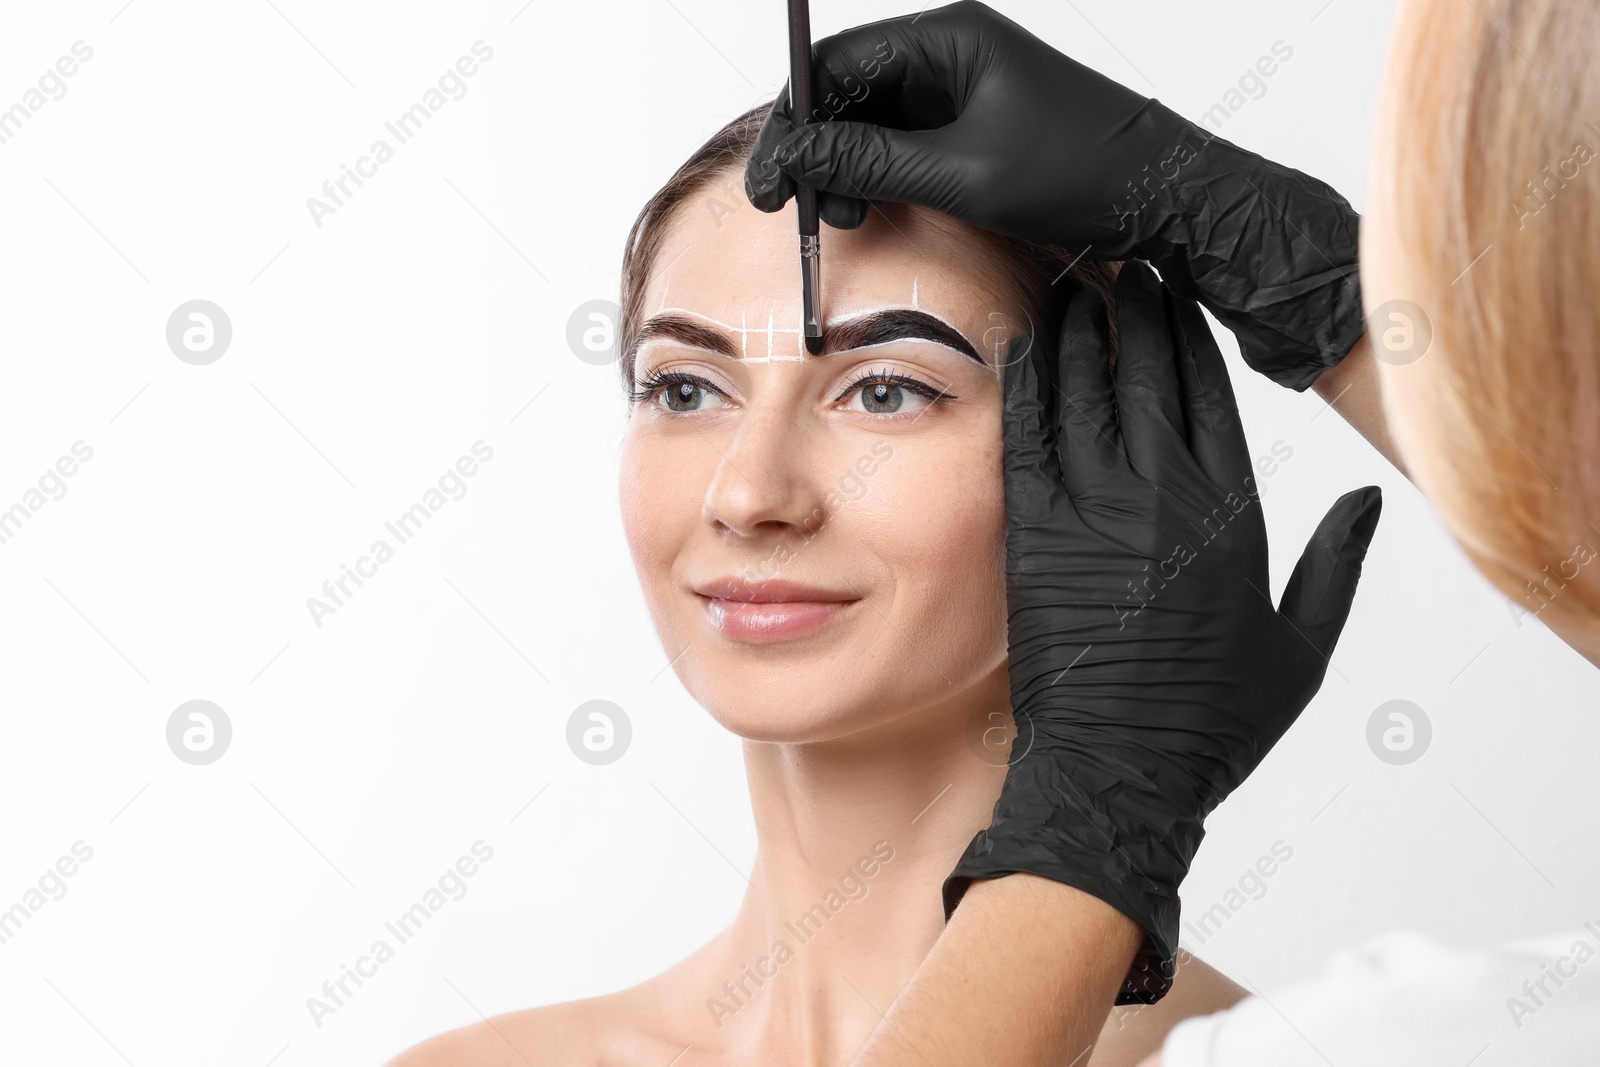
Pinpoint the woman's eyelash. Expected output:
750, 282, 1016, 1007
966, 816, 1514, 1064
627, 366, 958, 408
833, 366, 956, 404
628, 369, 717, 406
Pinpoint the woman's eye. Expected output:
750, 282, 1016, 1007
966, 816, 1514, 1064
842, 377, 936, 416
635, 369, 947, 416
651, 378, 728, 413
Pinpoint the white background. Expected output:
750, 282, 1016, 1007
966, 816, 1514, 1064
0, 1, 1595, 1064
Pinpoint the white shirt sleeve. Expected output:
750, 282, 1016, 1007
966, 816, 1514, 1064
1160, 927, 1600, 1066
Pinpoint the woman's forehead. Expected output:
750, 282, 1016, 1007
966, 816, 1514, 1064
642, 193, 1019, 346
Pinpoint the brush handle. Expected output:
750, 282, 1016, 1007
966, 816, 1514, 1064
787, 0, 818, 239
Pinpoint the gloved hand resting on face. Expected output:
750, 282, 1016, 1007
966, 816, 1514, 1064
744, 0, 1364, 391
945, 261, 1383, 1002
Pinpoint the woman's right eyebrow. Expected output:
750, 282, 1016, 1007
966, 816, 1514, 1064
631, 313, 742, 361
628, 307, 983, 364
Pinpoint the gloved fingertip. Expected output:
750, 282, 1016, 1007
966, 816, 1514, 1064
1061, 286, 1105, 347
819, 191, 869, 229
743, 164, 793, 212
1328, 484, 1383, 555
1280, 485, 1385, 636
1348, 485, 1384, 549
1003, 333, 1052, 433
1003, 333, 1038, 391
1113, 258, 1161, 299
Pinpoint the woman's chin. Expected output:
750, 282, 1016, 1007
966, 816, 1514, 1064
705, 707, 864, 744
676, 647, 1008, 746
698, 692, 896, 745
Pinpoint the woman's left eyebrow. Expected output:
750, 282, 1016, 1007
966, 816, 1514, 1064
628, 306, 983, 364
825, 308, 983, 363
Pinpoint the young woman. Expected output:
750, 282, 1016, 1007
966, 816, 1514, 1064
385, 102, 1250, 1067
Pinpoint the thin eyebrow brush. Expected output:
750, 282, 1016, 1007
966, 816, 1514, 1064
788, 0, 824, 355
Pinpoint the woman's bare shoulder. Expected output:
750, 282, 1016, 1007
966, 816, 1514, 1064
380, 979, 702, 1067
380, 998, 591, 1067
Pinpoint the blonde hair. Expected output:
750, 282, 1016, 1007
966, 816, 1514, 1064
1368, 0, 1600, 642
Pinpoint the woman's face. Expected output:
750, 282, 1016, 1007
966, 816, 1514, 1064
619, 185, 1022, 743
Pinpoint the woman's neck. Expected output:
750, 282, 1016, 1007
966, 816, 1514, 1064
703, 662, 1013, 1063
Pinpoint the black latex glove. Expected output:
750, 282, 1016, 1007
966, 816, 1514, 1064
941, 261, 1383, 1002
743, 0, 1364, 391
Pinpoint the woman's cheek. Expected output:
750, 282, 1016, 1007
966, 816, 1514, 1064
851, 428, 1007, 570
855, 429, 1009, 670
617, 431, 651, 560
619, 429, 693, 590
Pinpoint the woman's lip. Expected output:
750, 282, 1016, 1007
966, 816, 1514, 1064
697, 594, 857, 643
691, 577, 857, 603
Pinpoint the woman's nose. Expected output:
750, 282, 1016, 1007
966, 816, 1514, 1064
700, 405, 832, 541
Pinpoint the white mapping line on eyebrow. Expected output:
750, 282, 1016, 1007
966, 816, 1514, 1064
764, 299, 807, 362
646, 305, 801, 364
643, 304, 975, 363
831, 302, 969, 334
912, 276, 919, 308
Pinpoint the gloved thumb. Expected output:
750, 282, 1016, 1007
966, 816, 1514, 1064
747, 117, 944, 211
1276, 485, 1384, 661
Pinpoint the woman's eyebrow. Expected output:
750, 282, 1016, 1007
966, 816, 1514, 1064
826, 308, 983, 362
628, 306, 983, 364
631, 313, 739, 360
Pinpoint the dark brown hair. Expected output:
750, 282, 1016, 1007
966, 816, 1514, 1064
617, 99, 1119, 395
